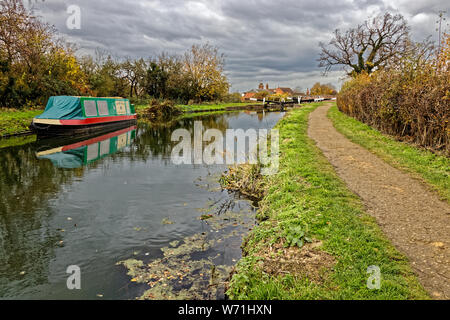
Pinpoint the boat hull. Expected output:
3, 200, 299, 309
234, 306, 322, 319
30, 118, 138, 137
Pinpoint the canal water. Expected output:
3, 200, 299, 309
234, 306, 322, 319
0, 111, 284, 300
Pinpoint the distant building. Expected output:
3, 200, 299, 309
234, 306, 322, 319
275, 87, 294, 95
243, 90, 257, 100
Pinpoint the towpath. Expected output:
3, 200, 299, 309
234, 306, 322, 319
308, 103, 450, 299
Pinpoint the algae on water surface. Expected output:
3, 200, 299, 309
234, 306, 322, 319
118, 198, 256, 300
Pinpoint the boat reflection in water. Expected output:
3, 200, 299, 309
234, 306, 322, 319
35, 126, 136, 169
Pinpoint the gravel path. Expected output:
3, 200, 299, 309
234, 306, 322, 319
308, 104, 450, 299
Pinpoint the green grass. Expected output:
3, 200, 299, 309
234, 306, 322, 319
0, 135, 36, 149
178, 102, 256, 112
227, 103, 428, 300
0, 109, 41, 137
178, 110, 234, 119
328, 106, 450, 203
135, 102, 257, 114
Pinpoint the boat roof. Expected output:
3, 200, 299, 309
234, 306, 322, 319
35, 96, 132, 120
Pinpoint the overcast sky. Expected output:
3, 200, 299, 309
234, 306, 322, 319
28, 0, 448, 92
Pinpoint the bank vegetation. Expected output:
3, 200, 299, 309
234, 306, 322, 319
337, 34, 449, 154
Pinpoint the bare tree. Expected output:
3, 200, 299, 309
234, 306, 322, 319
318, 12, 410, 75
121, 58, 147, 98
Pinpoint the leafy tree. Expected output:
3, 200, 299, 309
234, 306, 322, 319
310, 82, 337, 95
223, 92, 242, 103
0, 0, 89, 107
183, 43, 229, 102
145, 60, 169, 99
80, 53, 127, 98
40, 47, 91, 99
157, 53, 187, 102
254, 90, 270, 99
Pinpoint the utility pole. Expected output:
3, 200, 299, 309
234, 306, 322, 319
436, 11, 447, 54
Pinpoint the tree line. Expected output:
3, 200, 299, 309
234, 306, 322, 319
309, 83, 337, 96
0, 0, 230, 109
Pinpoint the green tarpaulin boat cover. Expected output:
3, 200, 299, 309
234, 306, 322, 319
35, 96, 84, 120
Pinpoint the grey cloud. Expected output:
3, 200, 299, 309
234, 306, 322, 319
29, 0, 446, 92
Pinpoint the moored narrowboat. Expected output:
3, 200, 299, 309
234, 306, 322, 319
30, 96, 137, 136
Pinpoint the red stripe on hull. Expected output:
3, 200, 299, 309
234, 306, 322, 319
61, 126, 137, 152
59, 115, 137, 125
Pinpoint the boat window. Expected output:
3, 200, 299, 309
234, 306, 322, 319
115, 101, 127, 115
84, 100, 98, 117
100, 139, 110, 156
87, 143, 99, 161
126, 101, 131, 114
97, 101, 109, 116
117, 134, 127, 149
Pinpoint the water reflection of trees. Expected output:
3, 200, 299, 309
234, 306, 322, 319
130, 115, 230, 163
0, 143, 81, 297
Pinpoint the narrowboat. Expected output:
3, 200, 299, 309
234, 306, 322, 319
36, 125, 137, 169
30, 96, 137, 136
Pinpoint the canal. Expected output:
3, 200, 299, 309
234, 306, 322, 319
0, 111, 284, 299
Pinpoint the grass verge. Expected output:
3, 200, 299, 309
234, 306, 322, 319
0, 109, 41, 137
136, 102, 256, 115
328, 106, 449, 203
227, 103, 428, 300
0, 135, 36, 149
178, 102, 255, 112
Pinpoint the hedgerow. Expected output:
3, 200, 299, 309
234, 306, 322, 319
337, 34, 449, 155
